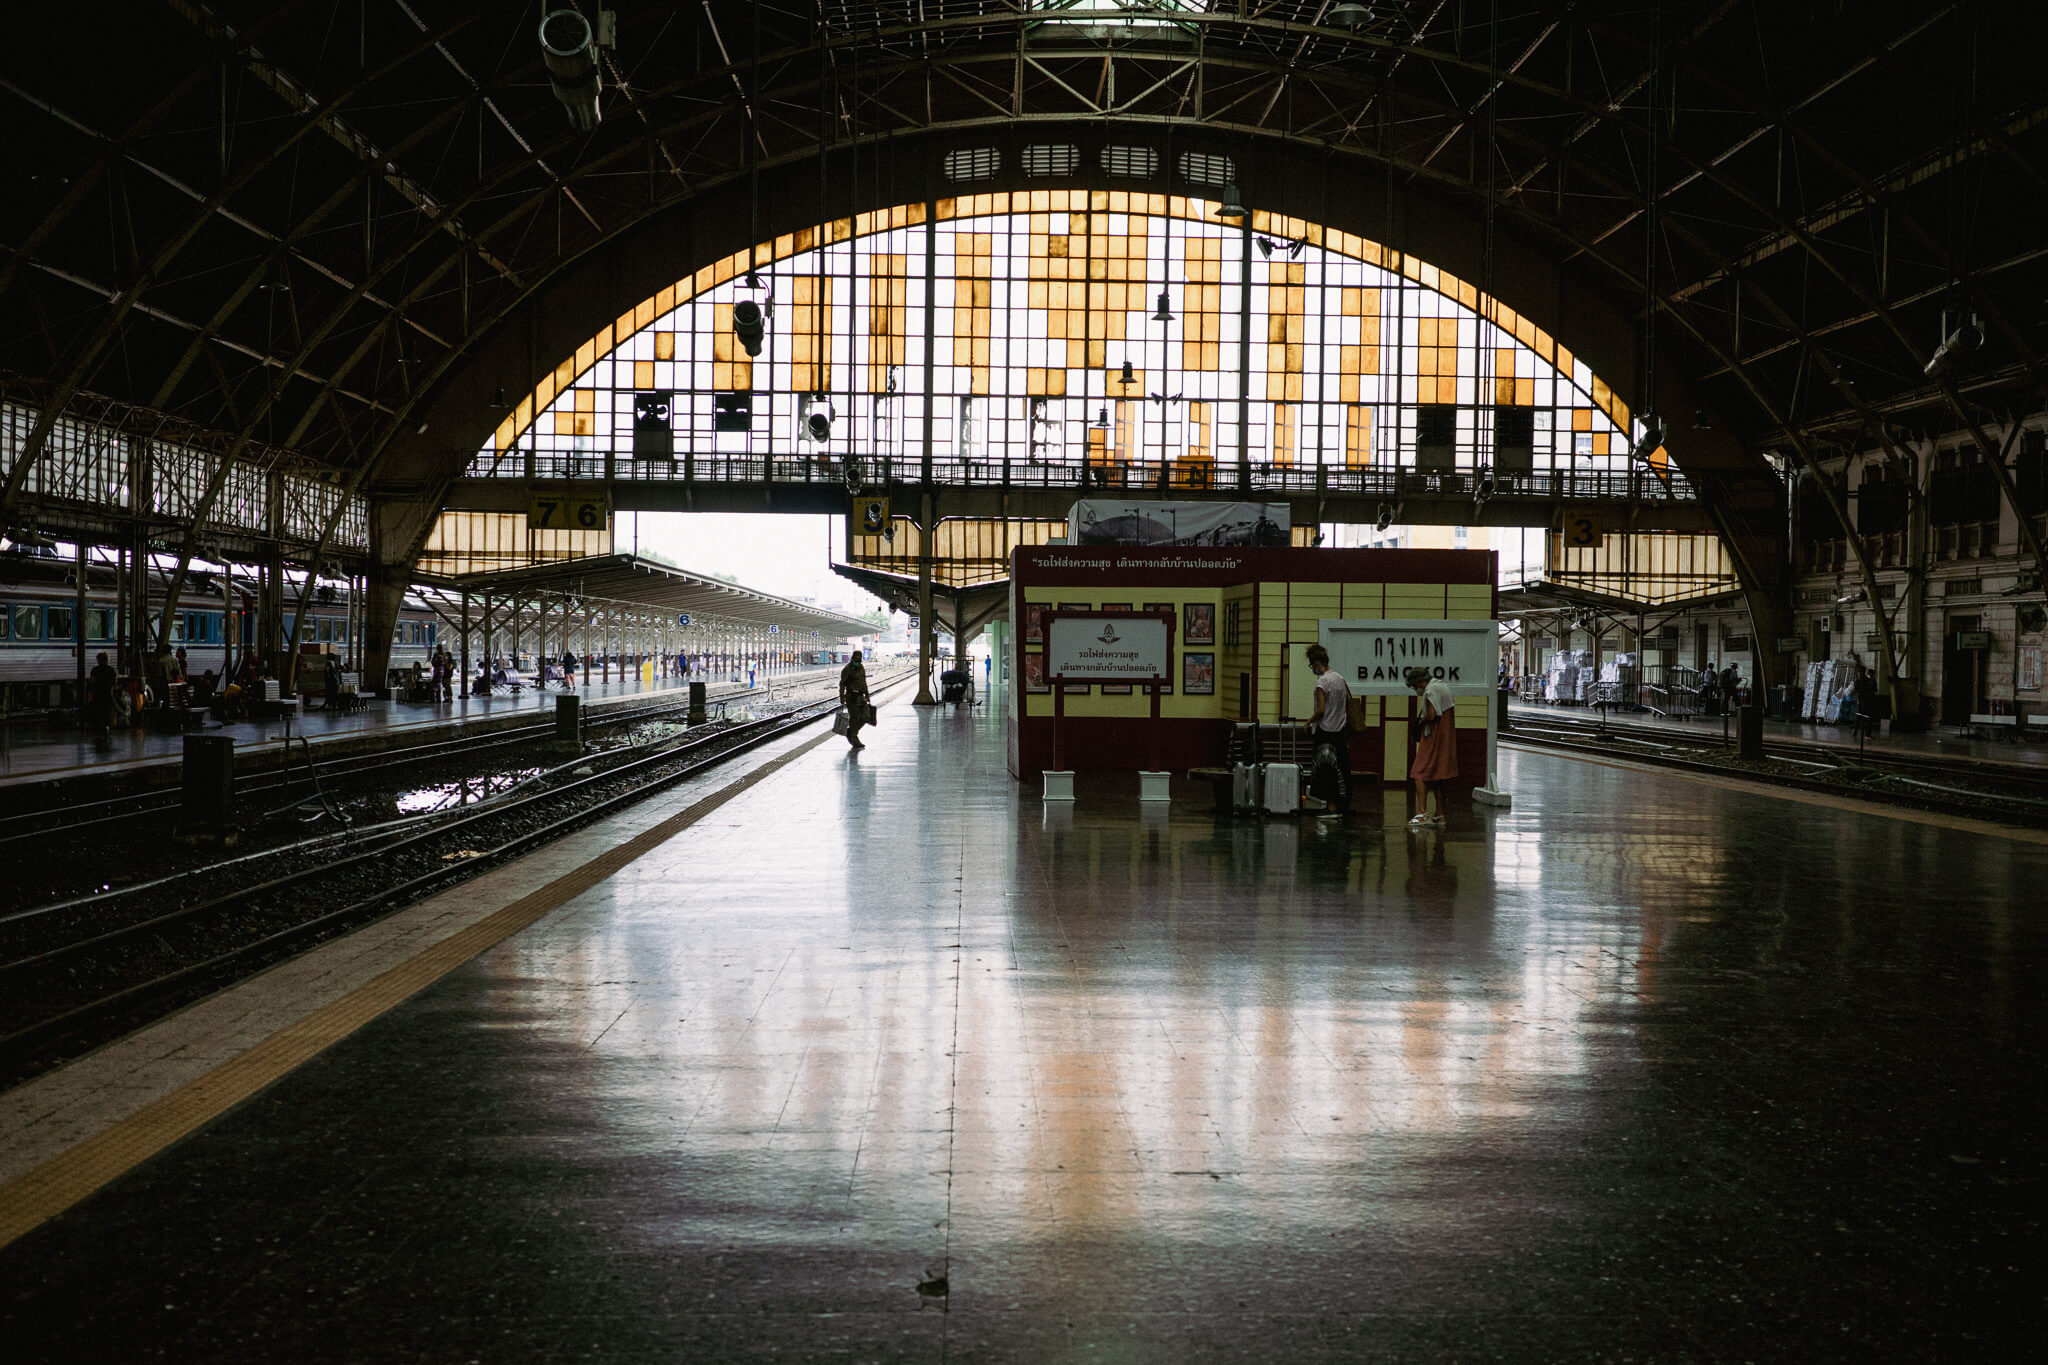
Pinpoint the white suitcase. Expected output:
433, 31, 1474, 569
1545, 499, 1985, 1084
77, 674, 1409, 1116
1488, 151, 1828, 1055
1263, 763, 1301, 815
1232, 762, 1262, 811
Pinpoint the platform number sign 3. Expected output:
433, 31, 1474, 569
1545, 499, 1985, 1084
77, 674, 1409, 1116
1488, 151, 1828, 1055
1562, 511, 1604, 548
528, 494, 609, 531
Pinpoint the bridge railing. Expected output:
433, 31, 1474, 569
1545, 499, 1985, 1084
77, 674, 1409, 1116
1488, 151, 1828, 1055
491, 450, 1698, 503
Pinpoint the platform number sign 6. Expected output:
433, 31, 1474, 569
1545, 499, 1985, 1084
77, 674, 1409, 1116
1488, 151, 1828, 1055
1562, 511, 1604, 548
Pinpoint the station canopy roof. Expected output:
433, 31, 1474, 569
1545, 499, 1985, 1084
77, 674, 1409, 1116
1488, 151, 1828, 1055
417, 554, 877, 640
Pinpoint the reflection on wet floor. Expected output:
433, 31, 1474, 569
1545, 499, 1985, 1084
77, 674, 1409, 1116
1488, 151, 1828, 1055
3, 688, 2040, 1360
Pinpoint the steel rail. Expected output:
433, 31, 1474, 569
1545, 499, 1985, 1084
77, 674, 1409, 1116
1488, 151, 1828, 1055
0, 670, 847, 845
0, 674, 908, 1061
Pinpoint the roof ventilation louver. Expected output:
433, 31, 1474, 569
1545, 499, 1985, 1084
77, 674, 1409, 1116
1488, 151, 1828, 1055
1022, 145, 1081, 177
1101, 145, 1160, 179
1178, 151, 1236, 188
942, 147, 1001, 183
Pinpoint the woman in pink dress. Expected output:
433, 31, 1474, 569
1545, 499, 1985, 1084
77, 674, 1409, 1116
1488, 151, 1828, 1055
1406, 666, 1458, 825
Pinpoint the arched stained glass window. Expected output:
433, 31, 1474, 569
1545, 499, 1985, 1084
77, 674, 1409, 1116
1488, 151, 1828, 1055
470, 190, 1664, 484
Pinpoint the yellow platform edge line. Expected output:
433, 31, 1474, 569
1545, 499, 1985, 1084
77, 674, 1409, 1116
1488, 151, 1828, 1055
0, 728, 837, 1251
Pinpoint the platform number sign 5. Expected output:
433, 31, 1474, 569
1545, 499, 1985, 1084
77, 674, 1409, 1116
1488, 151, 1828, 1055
1562, 511, 1604, 548
854, 496, 891, 535
528, 494, 609, 532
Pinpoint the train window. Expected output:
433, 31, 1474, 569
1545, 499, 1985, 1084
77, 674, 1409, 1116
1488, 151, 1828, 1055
87, 607, 112, 641
335, 621, 348, 644
12, 605, 43, 641
46, 606, 75, 641
0, 607, 10, 640
426, 624, 437, 645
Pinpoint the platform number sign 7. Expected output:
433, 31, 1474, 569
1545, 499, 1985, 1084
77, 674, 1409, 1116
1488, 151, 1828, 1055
528, 494, 609, 532
1562, 511, 1604, 548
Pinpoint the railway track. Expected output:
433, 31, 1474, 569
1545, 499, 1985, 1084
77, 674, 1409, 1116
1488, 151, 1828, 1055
0, 673, 909, 1084
0, 670, 840, 847
1502, 710, 2048, 823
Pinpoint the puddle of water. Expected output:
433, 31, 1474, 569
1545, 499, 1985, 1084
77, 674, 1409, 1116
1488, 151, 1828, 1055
394, 767, 546, 815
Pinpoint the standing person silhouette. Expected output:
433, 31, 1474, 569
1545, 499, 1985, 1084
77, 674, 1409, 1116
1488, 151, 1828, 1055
1407, 666, 1459, 826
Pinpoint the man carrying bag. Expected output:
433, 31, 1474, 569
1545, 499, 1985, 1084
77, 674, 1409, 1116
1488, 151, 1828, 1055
838, 650, 872, 749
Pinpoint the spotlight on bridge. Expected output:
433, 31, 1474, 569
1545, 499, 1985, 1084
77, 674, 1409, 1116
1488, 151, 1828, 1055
1374, 501, 1399, 532
1330, 3, 1375, 29
1627, 416, 1666, 464
1215, 182, 1247, 220
732, 299, 765, 357
539, 9, 602, 131
800, 394, 836, 443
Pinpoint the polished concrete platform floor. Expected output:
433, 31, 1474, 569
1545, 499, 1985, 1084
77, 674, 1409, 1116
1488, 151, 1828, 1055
0, 666, 827, 791
1, 687, 2042, 1361
1506, 694, 2048, 766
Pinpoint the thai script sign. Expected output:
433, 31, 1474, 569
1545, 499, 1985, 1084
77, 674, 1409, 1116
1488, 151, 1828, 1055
1320, 618, 1498, 695
1046, 613, 1174, 684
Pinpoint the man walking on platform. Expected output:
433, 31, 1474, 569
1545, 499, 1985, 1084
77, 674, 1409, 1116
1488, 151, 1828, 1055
839, 650, 871, 750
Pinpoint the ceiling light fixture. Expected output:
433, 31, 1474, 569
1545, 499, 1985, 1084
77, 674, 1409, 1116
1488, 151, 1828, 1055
539, 9, 603, 131
1923, 313, 1985, 379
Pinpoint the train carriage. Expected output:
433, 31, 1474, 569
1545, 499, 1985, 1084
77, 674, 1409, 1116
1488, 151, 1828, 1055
0, 548, 440, 716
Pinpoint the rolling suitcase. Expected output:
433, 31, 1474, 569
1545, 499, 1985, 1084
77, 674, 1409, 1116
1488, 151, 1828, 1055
1232, 762, 1263, 811
1263, 763, 1301, 815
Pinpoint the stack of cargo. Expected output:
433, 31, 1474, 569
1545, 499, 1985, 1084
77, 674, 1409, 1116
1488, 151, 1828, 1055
1547, 649, 1592, 703
1803, 660, 1838, 721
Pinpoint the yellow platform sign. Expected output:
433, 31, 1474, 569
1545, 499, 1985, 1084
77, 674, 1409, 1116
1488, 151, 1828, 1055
853, 496, 891, 536
528, 492, 609, 532
1561, 510, 1604, 547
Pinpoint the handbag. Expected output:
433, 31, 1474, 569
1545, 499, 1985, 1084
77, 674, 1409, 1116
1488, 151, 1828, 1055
832, 706, 849, 735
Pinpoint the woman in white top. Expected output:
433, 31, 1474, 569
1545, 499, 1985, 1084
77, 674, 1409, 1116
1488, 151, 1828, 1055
1407, 666, 1459, 825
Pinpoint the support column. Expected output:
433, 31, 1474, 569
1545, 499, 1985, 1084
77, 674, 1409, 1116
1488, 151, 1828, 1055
122, 435, 151, 676
74, 538, 89, 720
260, 544, 283, 676
914, 490, 937, 705
1887, 442, 1932, 729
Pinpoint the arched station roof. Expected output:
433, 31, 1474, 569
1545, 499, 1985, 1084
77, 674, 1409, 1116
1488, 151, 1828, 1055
4, 2, 2042, 595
